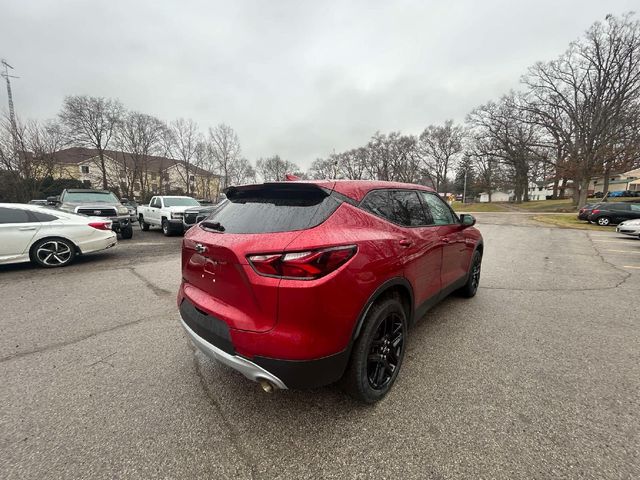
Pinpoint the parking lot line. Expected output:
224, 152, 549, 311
606, 249, 640, 254
623, 265, 640, 269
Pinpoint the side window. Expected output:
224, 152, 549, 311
389, 190, 429, 226
361, 190, 394, 221
151, 197, 159, 208
630, 204, 640, 212
419, 192, 456, 225
32, 211, 59, 222
0, 207, 32, 224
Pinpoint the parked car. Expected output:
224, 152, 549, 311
578, 203, 598, 221
182, 201, 226, 230
0, 203, 117, 268
28, 199, 48, 206
608, 190, 639, 198
593, 191, 604, 198
120, 198, 139, 223
137, 195, 201, 236
48, 189, 134, 239
178, 180, 483, 403
588, 202, 640, 226
616, 219, 640, 237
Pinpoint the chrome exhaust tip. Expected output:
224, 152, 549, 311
259, 379, 275, 393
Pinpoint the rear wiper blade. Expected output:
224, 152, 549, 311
200, 220, 225, 232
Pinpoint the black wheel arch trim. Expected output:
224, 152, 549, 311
351, 277, 414, 342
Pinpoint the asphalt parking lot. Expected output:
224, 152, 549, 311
1, 215, 639, 479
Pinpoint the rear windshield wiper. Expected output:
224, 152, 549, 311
200, 220, 225, 232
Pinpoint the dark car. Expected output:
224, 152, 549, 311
48, 189, 134, 239
588, 202, 640, 226
178, 180, 483, 403
578, 203, 598, 221
182, 201, 225, 230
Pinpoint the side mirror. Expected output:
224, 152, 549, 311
47, 196, 59, 205
460, 214, 476, 228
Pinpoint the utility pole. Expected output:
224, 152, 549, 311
1, 59, 19, 133
462, 168, 468, 204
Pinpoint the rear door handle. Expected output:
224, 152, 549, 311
399, 239, 412, 247
19, 227, 37, 231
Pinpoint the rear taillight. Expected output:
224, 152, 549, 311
88, 221, 112, 231
248, 245, 357, 280
592, 209, 600, 214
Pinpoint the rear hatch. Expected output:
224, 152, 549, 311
181, 182, 340, 332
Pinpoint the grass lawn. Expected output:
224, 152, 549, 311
532, 214, 616, 231
516, 197, 638, 213
451, 201, 509, 212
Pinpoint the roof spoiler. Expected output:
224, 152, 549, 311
224, 182, 330, 200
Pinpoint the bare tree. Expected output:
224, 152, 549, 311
228, 157, 256, 185
523, 13, 640, 205
59, 95, 124, 190
116, 111, 164, 197
164, 118, 203, 196
256, 155, 299, 181
418, 120, 464, 193
0, 116, 67, 201
208, 124, 241, 189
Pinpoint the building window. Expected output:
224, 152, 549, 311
189, 175, 195, 182
82, 180, 91, 187
81, 165, 90, 174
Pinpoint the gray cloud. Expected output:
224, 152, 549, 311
1, 0, 637, 168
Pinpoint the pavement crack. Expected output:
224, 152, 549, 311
0, 316, 155, 364
128, 268, 173, 297
584, 232, 632, 289
189, 344, 258, 479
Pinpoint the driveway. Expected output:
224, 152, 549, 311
1, 216, 638, 479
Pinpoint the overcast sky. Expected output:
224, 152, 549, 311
0, 0, 637, 168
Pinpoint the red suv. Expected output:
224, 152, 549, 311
178, 180, 483, 403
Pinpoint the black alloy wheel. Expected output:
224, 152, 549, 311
367, 312, 404, 390
343, 296, 407, 403
458, 250, 482, 298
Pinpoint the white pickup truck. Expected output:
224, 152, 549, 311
137, 196, 201, 236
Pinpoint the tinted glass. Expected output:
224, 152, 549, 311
163, 197, 200, 207
204, 187, 341, 234
630, 204, 640, 212
420, 192, 456, 225
0, 207, 31, 224
63, 191, 119, 203
361, 190, 393, 220
389, 191, 429, 226
31, 210, 59, 222
609, 204, 629, 211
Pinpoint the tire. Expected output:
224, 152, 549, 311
458, 250, 482, 298
31, 238, 76, 268
120, 224, 133, 239
161, 218, 171, 236
342, 296, 407, 403
139, 215, 149, 231
597, 216, 611, 226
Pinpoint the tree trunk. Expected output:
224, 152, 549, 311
552, 177, 559, 199
602, 162, 611, 201
98, 150, 108, 190
577, 177, 590, 207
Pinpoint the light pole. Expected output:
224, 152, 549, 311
462, 168, 468, 204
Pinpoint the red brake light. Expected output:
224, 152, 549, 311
248, 245, 357, 279
88, 221, 112, 231
592, 209, 600, 214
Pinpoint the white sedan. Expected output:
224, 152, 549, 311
0, 203, 117, 268
616, 219, 640, 237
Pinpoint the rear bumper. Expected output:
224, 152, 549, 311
180, 315, 288, 389
77, 232, 117, 254
178, 297, 350, 389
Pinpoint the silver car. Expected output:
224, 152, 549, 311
616, 219, 640, 237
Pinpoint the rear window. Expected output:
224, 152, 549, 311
203, 186, 341, 234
